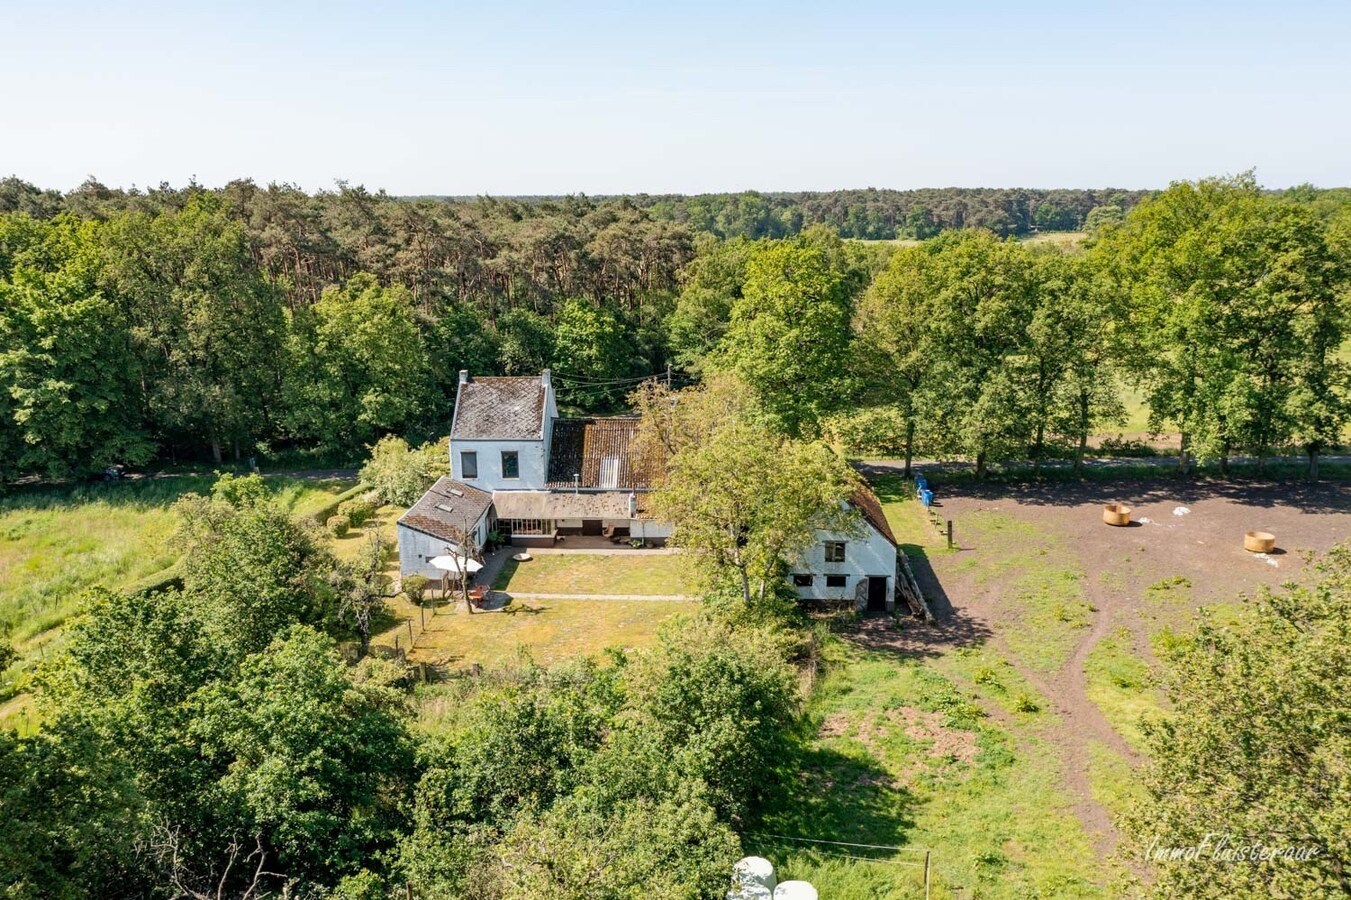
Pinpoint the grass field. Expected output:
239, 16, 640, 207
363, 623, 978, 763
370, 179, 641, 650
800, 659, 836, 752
0, 474, 352, 644
944, 510, 1094, 672
756, 638, 1109, 899
402, 597, 689, 670
492, 552, 697, 596
1082, 628, 1165, 752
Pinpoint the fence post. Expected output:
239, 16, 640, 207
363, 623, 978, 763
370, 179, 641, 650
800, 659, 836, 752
924, 850, 931, 900
408, 620, 414, 646
946, 520, 953, 549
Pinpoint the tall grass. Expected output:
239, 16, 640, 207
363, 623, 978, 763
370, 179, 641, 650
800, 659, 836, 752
0, 474, 352, 643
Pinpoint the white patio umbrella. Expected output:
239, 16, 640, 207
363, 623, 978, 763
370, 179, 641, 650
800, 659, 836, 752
429, 555, 483, 574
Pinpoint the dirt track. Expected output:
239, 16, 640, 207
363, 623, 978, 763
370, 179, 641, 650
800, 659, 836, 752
860, 476, 1350, 860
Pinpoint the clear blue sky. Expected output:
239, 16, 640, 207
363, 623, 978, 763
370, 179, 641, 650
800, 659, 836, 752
5, 0, 1349, 195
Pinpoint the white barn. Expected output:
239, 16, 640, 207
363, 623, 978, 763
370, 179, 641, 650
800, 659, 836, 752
788, 489, 899, 613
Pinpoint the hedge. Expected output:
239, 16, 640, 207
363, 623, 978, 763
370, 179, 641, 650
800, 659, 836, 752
123, 563, 185, 597
309, 483, 369, 525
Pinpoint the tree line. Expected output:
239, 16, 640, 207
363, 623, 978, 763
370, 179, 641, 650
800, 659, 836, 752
637, 186, 1154, 239
0, 184, 696, 479
1, 173, 1348, 482
668, 174, 1350, 479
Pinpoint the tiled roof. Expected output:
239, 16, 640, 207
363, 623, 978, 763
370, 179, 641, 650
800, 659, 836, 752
546, 417, 663, 489
850, 483, 898, 547
451, 376, 547, 440
398, 477, 494, 545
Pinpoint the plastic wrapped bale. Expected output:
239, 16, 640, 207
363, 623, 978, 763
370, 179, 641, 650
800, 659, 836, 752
730, 856, 776, 893
727, 886, 772, 900
773, 882, 818, 900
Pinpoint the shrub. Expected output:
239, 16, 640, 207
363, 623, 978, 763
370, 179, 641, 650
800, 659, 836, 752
327, 515, 351, 537
338, 498, 375, 527
360, 436, 447, 507
973, 665, 1002, 689
1013, 693, 1041, 713
402, 575, 429, 604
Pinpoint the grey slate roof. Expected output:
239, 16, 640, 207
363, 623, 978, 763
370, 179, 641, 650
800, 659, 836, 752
397, 477, 493, 545
451, 376, 547, 440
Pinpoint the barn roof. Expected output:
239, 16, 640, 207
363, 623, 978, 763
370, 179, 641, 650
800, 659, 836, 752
398, 477, 494, 545
546, 417, 663, 489
849, 482, 898, 547
450, 374, 549, 441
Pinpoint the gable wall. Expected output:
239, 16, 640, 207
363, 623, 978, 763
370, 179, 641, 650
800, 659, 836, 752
791, 522, 896, 605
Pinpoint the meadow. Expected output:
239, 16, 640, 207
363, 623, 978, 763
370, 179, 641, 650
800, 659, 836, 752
0, 474, 353, 645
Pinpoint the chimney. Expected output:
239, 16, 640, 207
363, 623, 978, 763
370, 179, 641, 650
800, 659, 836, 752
541, 369, 551, 391
458, 370, 470, 385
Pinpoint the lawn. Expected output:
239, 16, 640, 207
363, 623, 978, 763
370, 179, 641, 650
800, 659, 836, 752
492, 552, 697, 596
1083, 628, 1166, 752
397, 597, 689, 670
0, 474, 354, 645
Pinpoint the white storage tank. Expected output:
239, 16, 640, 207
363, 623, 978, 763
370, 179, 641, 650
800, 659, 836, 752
773, 882, 819, 900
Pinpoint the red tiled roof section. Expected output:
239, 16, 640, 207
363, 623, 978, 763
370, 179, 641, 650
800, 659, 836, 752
451, 376, 547, 440
850, 482, 898, 547
546, 417, 665, 489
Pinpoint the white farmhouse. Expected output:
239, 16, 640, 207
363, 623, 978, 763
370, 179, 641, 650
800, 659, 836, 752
397, 370, 899, 612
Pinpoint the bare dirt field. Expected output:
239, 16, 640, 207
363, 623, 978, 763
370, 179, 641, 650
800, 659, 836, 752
858, 476, 1350, 865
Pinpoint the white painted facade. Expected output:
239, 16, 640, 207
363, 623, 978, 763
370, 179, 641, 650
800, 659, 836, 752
789, 518, 896, 610
397, 512, 492, 581
453, 437, 551, 492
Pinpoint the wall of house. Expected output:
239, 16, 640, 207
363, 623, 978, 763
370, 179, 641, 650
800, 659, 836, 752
397, 515, 490, 580
789, 524, 896, 609
451, 438, 549, 491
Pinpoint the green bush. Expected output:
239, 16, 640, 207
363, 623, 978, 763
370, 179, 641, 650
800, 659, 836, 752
309, 483, 367, 525
338, 498, 375, 527
1013, 693, 1041, 713
402, 574, 429, 604
327, 515, 351, 537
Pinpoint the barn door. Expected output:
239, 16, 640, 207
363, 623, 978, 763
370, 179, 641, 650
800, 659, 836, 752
866, 577, 888, 612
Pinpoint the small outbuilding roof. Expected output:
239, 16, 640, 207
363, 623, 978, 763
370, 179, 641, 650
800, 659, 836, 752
398, 477, 494, 545
490, 489, 653, 521
450, 372, 550, 441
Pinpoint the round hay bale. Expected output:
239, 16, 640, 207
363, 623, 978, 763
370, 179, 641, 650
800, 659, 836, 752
1102, 503, 1132, 527
731, 857, 776, 891
1244, 531, 1276, 553
772, 883, 819, 900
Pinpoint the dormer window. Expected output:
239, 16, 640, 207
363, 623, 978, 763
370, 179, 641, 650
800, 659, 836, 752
461, 451, 478, 479
501, 450, 519, 479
